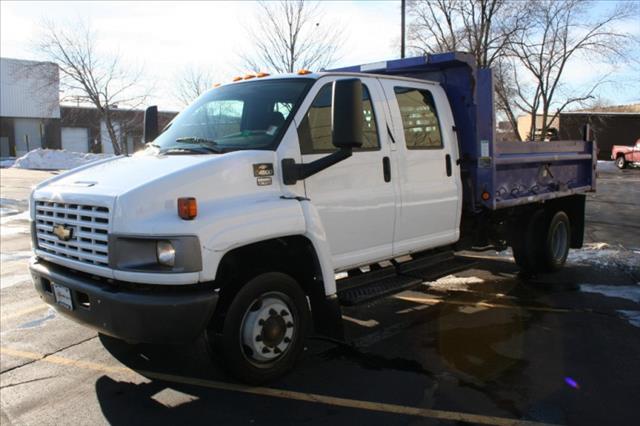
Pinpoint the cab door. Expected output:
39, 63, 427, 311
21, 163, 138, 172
295, 77, 397, 270
379, 79, 461, 255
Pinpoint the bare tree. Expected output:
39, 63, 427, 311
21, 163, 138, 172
241, 0, 344, 73
173, 65, 216, 107
36, 20, 147, 154
407, 0, 530, 140
507, 0, 638, 140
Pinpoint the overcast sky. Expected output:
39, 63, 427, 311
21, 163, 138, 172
1, 0, 639, 112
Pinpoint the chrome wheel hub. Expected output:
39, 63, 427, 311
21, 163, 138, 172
241, 296, 294, 362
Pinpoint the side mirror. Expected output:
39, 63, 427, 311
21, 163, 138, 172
143, 106, 159, 143
332, 79, 363, 150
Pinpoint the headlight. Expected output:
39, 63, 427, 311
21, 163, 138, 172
110, 235, 201, 272
156, 240, 176, 267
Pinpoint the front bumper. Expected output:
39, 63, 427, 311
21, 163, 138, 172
30, 258, 218, 344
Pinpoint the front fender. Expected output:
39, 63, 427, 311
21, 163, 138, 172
200, 197, 337, 297
200, 197, 306, 281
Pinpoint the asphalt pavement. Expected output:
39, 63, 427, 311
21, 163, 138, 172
1, 165, 638, 426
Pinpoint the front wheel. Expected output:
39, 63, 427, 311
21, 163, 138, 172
212, 272, 310, 384
616, 156, 627, 169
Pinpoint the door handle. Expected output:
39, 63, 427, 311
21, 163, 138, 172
445, 154, 452, 177
383, 156, 391, 182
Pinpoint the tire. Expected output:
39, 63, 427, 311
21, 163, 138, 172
212, 272, 310, 384
616, 155, 626, 169
512, 210, 571, 274
536, 211, 571, 272
512, 209, 545, 273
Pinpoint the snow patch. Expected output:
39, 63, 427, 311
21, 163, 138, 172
11, 148, 113, 170
0, 210, 30, 225
0, 158, 15, 168
568, 243, 640, 273
580, 284, 640, 304
617, 310, 640, 328
0, 273, 31, 289
0, 207, 20, 217
597, 160, 617, 172
0, 226, 29, 236
427, 275, 484, 292
0, 251, 33, 262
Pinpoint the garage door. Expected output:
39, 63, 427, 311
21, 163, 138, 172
61, 127, 89, 153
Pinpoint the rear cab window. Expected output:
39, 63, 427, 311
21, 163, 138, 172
393, 87, 443, 149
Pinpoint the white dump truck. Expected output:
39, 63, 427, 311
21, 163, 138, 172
30, 53, 595, 383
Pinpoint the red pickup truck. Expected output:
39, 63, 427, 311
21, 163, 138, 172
612, 138, 640, 169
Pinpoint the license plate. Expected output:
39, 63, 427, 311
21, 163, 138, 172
52, 283, 73, 310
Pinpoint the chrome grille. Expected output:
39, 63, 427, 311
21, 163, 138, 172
35, 200, 110, 267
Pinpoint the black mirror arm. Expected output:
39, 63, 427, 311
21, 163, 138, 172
282, 148, 352, 185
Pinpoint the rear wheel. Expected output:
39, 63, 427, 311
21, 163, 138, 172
616, 155, 627, 169
537, 211, 571, 272
512, 209, 571, 274
212, 272, 310, 384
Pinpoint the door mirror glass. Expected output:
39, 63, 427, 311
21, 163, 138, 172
144, 106, 159, 143
332, 79, 363, 149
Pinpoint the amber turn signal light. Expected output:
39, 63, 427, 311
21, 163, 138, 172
178, 197, 197, 220
481, 191, 491, 201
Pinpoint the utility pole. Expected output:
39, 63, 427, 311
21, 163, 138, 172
400, 0, 406, 58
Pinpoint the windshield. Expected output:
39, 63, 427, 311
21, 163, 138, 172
150, 78, 312, 154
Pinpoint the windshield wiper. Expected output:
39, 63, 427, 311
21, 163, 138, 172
175, 137, 225, 153
160, 146, 218, 155
176, 137, 219, 146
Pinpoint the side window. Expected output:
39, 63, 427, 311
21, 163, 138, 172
393, 87, 443, 149
298, 82, 380, 154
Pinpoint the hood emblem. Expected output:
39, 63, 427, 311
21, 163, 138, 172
53, 224, 73, 241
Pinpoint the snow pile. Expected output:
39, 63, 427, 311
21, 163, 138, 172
11, 149, 113, 170
568, 243, 640, 274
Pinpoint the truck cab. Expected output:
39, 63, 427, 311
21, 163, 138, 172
30, 54, 594, 383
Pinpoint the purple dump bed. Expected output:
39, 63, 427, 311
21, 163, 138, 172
331, 52, 596, 212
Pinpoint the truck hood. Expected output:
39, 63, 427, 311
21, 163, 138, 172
44, 153, 218, 196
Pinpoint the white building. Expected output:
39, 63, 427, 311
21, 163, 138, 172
0, 57, 61, 157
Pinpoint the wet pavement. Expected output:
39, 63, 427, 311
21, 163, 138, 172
1, 166, 639, 425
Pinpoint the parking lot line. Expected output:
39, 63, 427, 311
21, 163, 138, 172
1, 346, 557, 426
395, 295, 572, 313
1, 303, 49, 321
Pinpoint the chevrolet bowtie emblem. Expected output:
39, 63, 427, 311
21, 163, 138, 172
53, 224, 73, 241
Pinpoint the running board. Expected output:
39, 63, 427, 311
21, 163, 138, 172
336, 252, 477, 306
337, 273, 422, 306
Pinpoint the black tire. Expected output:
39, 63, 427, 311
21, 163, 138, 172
536, 211, 571, 272
616, 155, 626, 169
212, 272, 310, 384
512, 210, 571, 274
512, 209, 546, 273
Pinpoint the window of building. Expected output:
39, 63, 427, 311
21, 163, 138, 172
393, 87, 443, 149
298, 82, 380, 154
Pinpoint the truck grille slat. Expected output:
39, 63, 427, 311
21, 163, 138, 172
35, 200, 110, 268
